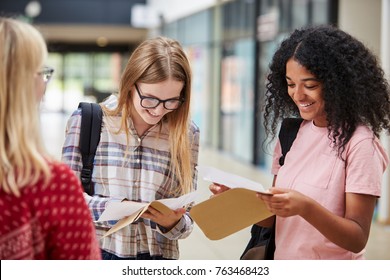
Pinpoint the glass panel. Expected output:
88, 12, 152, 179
312, 0, 329, 24
186, 45, 211, 144
163, 21, 179, 40
43, 53, 63, 112
63, 54, 91, 112
183, 10, 211, 45
220, 39, 254, 162
292, 0, 309, 29
43, 52, 123, 113
222, 0, 255, 40
279, 0, 291, 32
257, 1, 279, 43
257, 33, 289, 168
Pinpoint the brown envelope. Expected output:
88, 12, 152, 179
189, 188, 273, 240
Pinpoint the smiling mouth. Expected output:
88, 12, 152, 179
147, 110, 160, 117
299, 102, 315, 108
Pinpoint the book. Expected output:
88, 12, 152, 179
189, 165, 273, 240
98, 191, 198, 238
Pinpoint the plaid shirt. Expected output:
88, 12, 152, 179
62, 95, 200, 259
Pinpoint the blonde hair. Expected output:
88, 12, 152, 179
104, 36, 194, 195
0, 17, 50, 196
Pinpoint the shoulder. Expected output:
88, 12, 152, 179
66, 107, 82, 128
21, 161, 84, 208
346, 125, 389, 164
49, 160, 76, 173
189, 120, 200, 140
101, 94, 118, 110
70, 107, 82, 118
189, 120, 200, 134
46, 161, 83, 193
343, 125, 380, 153
349, 125, 378, 146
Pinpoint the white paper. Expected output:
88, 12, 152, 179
98, 191, 199, 222
196, 165, 271, 194
98, 201, 146, 222
157, 191, 199, 209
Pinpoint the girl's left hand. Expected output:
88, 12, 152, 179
141, 206, 186, 230
257, 187, 310, 217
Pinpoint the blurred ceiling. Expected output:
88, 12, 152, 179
36, 24, 147, 44
0, 0, 150, 52
36, 23, 148, 52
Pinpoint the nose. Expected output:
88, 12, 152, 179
152, 102, 167, 114
292, 84, 306, 101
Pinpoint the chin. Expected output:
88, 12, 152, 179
144, 117, 162, 125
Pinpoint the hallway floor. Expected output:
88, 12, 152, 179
41, 111, 390, 260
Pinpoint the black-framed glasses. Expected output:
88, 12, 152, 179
38, 66, 54, 83
135, 84, 184, 110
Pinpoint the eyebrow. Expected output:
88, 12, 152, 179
137, 85, 182, 100
144, 92, 181, 100
286, 76, 320, 82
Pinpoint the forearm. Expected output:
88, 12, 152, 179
301, 198, 370, 253
157, 212, 194, 240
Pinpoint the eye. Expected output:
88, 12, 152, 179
287, 83, 295, 88
305, 84, 319, 89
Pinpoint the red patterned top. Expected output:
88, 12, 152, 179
0, 161, 101, 259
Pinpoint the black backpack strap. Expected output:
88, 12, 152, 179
78, 102, 103, 196
278, 118, 303, 166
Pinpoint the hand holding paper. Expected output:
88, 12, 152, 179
190, 165, 273, 240
98, 191, 199, 238
197, 165, 272, 195
141, 205, 186, 230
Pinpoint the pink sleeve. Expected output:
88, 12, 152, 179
345, 137, 388, 196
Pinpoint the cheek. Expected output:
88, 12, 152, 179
315, 92, 325, 106
319, 101, 326, 113
133, 96, 142, 111
314, 93, 326, 112
35, 78, 45, 101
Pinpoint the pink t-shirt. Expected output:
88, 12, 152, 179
271, 120, 388, 259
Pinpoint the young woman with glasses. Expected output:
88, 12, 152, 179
0, 17, 101, 260
62, 37, 200, 260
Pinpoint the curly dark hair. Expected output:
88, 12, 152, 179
264, 25, 390, 157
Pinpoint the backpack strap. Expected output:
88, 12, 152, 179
278, 118, 303, 166
78, 102, 103, 196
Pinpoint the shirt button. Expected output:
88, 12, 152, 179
136, 159, 140, 163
